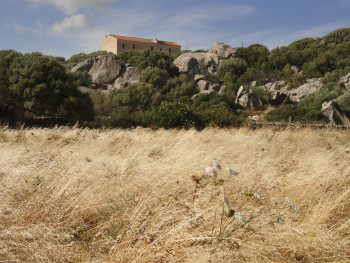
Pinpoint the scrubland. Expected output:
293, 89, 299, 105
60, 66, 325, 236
0, 126, 349, 262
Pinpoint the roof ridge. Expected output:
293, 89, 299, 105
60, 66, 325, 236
109, 34, 181, 47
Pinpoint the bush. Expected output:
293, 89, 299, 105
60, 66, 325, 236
299, 82, 344, 109
109, 110, 154, 128
251, 87, 270, 104
322, 68, 350, 84
117, 50, 179, 77
335, 89, 350, 117
218, 58, 248, 84
191, 93, 243, 127
165, 74, 198, 101
264, 104, 323, 122
153, 101, 195, 129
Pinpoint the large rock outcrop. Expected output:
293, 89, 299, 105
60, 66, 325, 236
321, 101, 349, 125
173, 52, 222, 78
89, 56, 124, 84
287, 78, 323, 103
256, 78, 323, 106
71, 55, 140, 89
112, 65, 140, 89
208, 42, 238, 58
235, 86, 261, 110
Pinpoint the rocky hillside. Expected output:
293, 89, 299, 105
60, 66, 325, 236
71, 28, 350, 126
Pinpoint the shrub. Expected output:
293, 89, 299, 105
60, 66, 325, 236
335, 89, 350, 117
322, 68, 350, 84
109, 110, 154, 128
117, 50, 179, 77
217, 58, 248, 84
299, 82, 344, 109
264, 104, 323, 122
153, 101, 195, 129
191, 93, 243, 127
251, 87, 270, 104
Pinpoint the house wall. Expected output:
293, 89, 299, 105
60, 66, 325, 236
102, 36, 181, 55
102, 36, 118, 54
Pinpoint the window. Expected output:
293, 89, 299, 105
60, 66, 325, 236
151, 46, 153, 51
133, 44, 135, 50
122, 43, 125, 49
169, 48, 172, 52
160, 48, 162, 51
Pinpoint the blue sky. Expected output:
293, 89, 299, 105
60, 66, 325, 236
1, 0, 350, 58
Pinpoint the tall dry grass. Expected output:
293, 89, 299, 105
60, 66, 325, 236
0, 126, 349, 262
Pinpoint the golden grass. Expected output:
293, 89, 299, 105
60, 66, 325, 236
0, 126, 349, 262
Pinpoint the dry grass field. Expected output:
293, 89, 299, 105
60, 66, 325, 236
0, 126, 349, 262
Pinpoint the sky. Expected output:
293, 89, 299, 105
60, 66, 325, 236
1, 0, 350, 58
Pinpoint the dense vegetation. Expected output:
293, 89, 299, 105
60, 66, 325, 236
1, 28, 350, 128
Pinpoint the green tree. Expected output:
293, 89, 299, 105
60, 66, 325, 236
165, 74, 198, 102
237, 44, 270, 69
4, 52, 93, 121
217, 58, 248, 91
324, 28, 350, 45
0, 50, 22, 118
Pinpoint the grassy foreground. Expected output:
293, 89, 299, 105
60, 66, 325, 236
0, 126, 349, 262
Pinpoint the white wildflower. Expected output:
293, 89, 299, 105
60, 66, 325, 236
205, 167, 217, 178
212, 160, 222, 175
286, 197, 298, 212
227, 168, 239, 176
253, 193, 261, 199
235, 212, 248, 226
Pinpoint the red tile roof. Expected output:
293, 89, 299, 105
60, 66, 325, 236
109, 35, 181, 47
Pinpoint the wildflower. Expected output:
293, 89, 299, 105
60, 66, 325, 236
235, 212, 248, 226
227, 168, 239, 176
212, 160, 222, 175
253, 193, 261, 199
205, 167, 217, 178
286, 197, 298, 212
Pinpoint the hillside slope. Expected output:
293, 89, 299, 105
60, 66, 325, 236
0, 127, 349, 262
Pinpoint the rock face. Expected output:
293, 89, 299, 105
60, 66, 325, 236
288, 78, 323, 103
235, 86, 261, 109
88, 56, 124, 84
321, 101, 349, 125
113, 66, 140, 89
256, 78, 323, 106
71, 55, 140, 89
173, 52, 222, 77
338, 73, 350, 89
208, 42, 238, 58
71, 58, 95, 72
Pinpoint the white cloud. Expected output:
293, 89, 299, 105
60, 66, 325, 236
170, 4, 255, 27
12, 22, 41, 34
51, 14, 94, 33
26, 0, 115, 14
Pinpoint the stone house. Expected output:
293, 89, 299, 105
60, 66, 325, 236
102, 35, 181, 55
